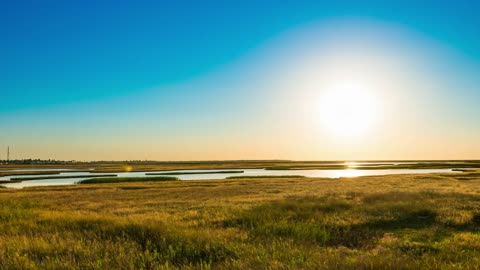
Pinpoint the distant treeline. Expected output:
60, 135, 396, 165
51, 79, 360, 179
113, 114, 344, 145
0, 159, 290, 165
1, 159, 480, 165
0, 159, 78, 165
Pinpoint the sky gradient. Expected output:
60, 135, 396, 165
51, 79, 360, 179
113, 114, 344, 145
2, 1, 480, 161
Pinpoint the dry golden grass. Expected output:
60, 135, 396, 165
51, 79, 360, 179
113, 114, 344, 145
0, 171, 480, 269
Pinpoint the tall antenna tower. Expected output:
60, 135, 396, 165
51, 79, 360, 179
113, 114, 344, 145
7, 146, 9, 164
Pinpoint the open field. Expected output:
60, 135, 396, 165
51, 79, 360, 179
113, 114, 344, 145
1, 170, 480, 269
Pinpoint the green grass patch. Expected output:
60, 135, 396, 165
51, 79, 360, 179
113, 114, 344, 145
0, 198, 34, 222
11, 174, 117, 181
77, 176, 179, 184
117, 186, 151, 190
0, 180, 22, 184
450, 172, 480, 181
0, 198, 233, 269
224, 192, 480, 251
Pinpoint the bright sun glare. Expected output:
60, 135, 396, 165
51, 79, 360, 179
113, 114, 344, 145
319, 82, 379, 138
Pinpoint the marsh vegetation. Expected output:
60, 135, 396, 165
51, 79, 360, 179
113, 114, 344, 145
0, 170, 480, 269
1, 160, 479, 175
77, 176, 179, 184
1, 161, 471, 188
10, 174, 117, 181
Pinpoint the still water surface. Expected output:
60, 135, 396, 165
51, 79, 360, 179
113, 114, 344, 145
0, 168, 453, 189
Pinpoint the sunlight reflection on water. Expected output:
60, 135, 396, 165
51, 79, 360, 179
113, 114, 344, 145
0, 167, 453, 189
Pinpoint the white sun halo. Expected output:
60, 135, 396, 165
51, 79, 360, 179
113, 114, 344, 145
319, 82, 379, 138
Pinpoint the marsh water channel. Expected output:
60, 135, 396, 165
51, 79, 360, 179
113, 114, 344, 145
0, 167, 454, 189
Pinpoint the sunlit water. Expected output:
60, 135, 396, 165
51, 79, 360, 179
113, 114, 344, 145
0, 167, 454, 189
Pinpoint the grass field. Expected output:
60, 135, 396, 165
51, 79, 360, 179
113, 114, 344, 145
1, 170, 480, 269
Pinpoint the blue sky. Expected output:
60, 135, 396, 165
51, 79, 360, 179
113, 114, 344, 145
2, 1, 480, 160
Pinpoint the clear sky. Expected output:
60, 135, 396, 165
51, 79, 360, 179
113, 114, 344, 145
2, 0, 480, 161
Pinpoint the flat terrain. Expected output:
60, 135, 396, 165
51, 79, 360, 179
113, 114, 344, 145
1, 170, 480, 269
1, 160, 480, 177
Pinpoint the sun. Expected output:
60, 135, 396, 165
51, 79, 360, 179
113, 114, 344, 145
319, 82, 379, 138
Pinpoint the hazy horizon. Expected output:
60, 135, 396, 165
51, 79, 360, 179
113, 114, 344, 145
2, 1, 480, 160
3, 157, 480, 163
